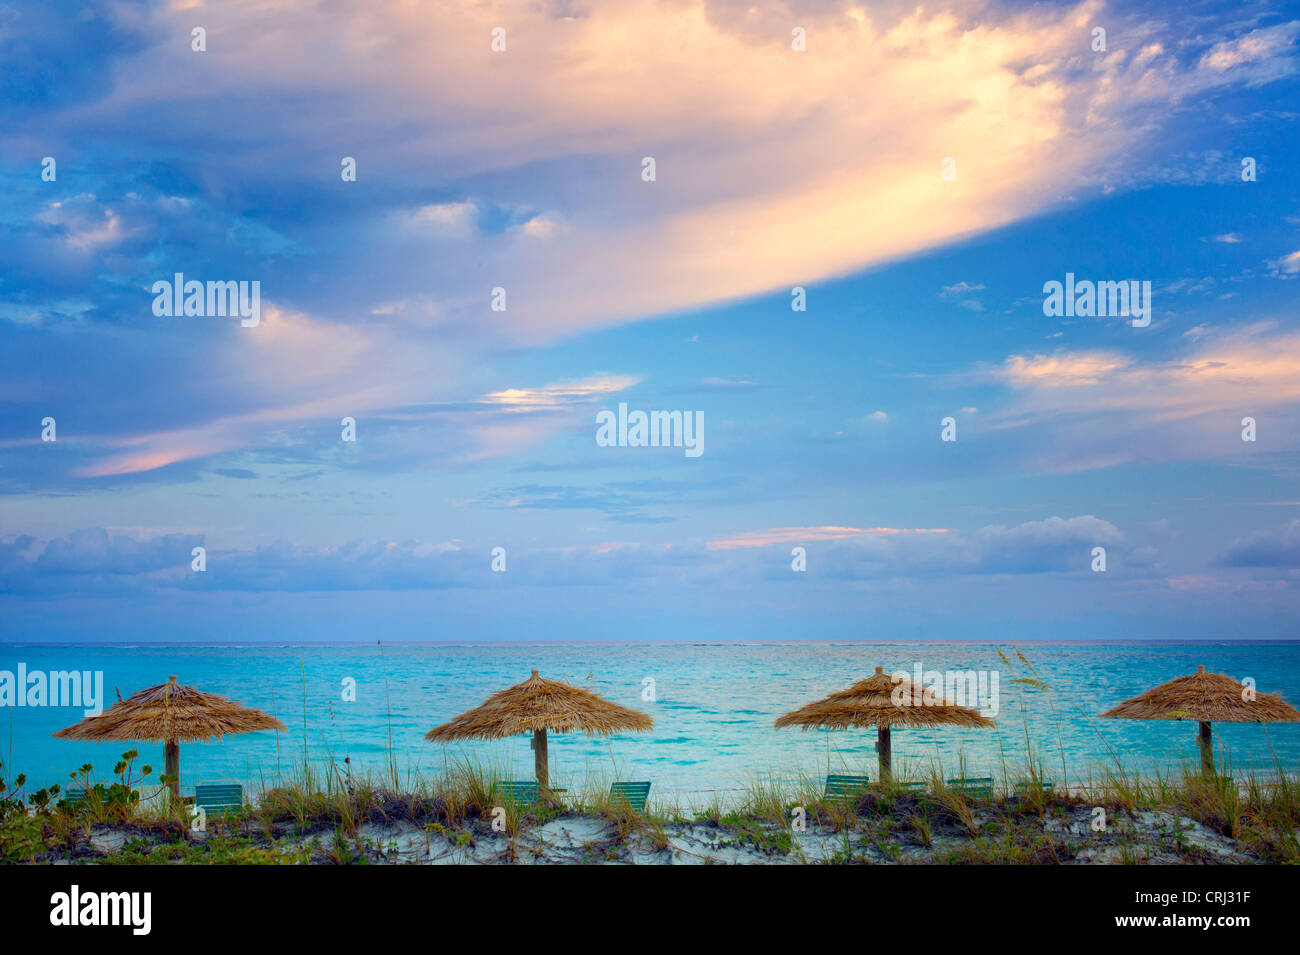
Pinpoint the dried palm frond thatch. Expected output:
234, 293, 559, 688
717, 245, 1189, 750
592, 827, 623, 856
1099, 665, 1300, 723
1100, 664, 1300, 775
54, 677, 286, 742
425, 670, 653, 788
775, 665, 996, 780
54, 676, 286, 800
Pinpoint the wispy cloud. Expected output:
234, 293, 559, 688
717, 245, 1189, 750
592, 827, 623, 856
1215, 519, 1300, 568
979, 325, 1300, 472
995, 326, 1300, 414
1268, 250, 1300, 275
484, 375, 640, 411
708, 526, 948, 551
1198, 21, 1300, 72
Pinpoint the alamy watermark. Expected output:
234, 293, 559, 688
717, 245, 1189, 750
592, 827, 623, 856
0, 664, 104, 716
1042, 272, 1151, 327
151, 273, 261, 327
49, 885, 151, 935
891, 664, 1000, 717
596, 403, 703, 458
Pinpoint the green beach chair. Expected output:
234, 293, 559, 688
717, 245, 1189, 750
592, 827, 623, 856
894, 781, 931, 807
947, 776, 995, 799
824, 774, 870, 799
194, 782, 244, 816
1014, 780, 1054, 798
494, 781, 541, 806
609, 781, 651, 812
62, 785, 89, 807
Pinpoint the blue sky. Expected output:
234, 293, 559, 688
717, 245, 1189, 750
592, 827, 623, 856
2, 0, 1299, 642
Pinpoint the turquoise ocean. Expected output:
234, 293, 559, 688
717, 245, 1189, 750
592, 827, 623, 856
3, 642, 1299, 802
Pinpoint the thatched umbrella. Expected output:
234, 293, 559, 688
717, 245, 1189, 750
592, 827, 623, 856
53, 675, 286, 801
425, 670, 653, 789
1100, 664, 1300, 775
775, 665, 996, 781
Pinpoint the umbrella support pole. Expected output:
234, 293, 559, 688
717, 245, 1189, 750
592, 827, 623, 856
164, 739, 180, 804
877, 726, 892, 782
1198, 721, 1213, 776
533, 728, 549, 790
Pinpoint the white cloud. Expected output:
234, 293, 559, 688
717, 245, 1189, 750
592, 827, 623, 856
1199, 22, 1300, 72
512, 215, 562, 239
1268, 250, 1300, 275
982, 325, 1300, 471
36, 195, 134, 251
402, 201, 478, 237
483, 375, 640, 411
702, 377, 758, 389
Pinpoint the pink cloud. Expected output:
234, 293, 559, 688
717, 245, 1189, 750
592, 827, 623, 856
708, 526, 950, 551
74, 1, 1293, 342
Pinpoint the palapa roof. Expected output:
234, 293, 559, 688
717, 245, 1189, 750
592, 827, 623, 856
53, 676, 286, 742
425, 670, 654, 741
1100, 665, 1300, 724
775, 666, 996, 731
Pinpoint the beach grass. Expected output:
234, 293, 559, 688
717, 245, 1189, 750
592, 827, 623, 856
4, 746, 1298, 864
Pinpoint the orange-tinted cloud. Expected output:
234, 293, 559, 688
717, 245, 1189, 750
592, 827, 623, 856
708, 525, 949, 550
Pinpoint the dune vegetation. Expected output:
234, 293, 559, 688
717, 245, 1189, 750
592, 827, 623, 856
2, 748, 1298, 865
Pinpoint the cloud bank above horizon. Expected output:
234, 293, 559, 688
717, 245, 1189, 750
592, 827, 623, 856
2, 0, 1299, 640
